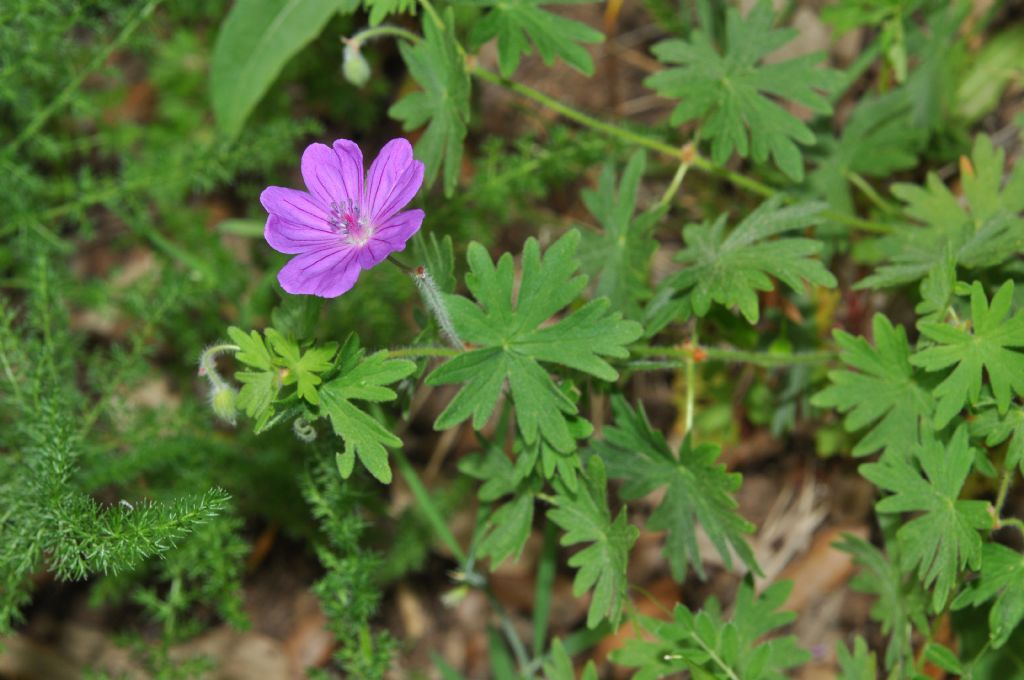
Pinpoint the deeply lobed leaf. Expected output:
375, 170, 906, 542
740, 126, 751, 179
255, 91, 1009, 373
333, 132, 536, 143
645, 0, 838, 180
593, 395, 758, 581
548, 457, 638, 629
859, 427, 994, 611
656, 197, 836, 325
812, 314, 933, 457
427, 232, 642, 452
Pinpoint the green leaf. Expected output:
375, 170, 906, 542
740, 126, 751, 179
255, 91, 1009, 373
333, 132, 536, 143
660, 198, 836, 325
835, 533, 929, 673
911, 280, 1024, 428
227, 326, 274, 371
480, 491, 535, 565
427, 232, 642, 452
517, 385, 594, 493
809, 91, 924, 218
271, 296, 323, 341
234, 369, 279, 429
458, 432, 539, 566
210, 0, 340, 138
811, 314, 933, 457
361, 0, 416, 25
857, 134, 1024, 290
318, 339, 416, 483
389, 12, 470, 196
265, 328, 337, 406
594, 395, 758, 582
969, 406, 1024, 474
644, 0, 838, 180
577, 151, 661, 320
904, 5, 967, 132
859, 427, 994, 611
957, 25, 1024, 122
543, 638, 598, 680
952, 543, 1024, 649
548, 457, 638, 629
836, 637, 876, 680
922, 643, 962, 675
611, 580, 809, 680
227, 327, 281, 428
463, 0, 603, 77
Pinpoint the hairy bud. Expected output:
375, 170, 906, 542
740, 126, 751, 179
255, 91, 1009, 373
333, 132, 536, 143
342, 40, 371, 88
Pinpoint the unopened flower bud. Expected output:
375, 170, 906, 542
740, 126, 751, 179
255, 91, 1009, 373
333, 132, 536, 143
343, 41, 371, 88
210, 384, 238, 425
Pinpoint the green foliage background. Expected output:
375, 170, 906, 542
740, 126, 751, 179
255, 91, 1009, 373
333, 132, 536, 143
2, 0, 1024, 678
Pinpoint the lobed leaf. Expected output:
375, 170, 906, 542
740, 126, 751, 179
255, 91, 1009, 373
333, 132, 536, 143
548, 457, 638, 629
835, 533, 929, 672
319, 337, 416, 483
611, 580, 808, 679
812, 314, 933, 458
952, 543, 1024, 649
859, 427, 994, 611
427, 232, 642, 452
645, 0, 838, 180
593, 395, 758, 582
657, 197, 836, 325
463, 0, 603, 77
911, 280, 1024, 428
857, 134, 1024, 290
577, 151, 662, 320
389, 12, 471, 196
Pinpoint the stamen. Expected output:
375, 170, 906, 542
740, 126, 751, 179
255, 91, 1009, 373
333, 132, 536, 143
327, 199, 375, 245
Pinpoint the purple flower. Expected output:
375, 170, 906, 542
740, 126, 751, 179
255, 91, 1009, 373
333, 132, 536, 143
260, 138, 425, 297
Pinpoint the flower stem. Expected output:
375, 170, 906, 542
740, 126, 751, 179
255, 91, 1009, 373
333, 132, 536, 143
654, 149, 693, 212
411, 266, 465, 350
847, 171, 899, 214
198, 343, 240, 389
389, 343, 835, 367
470, 66, 894, 235
630, 344, 836, 368
347, 24, 421, 46
684, 328, 697, 435
387, 345, 462, 359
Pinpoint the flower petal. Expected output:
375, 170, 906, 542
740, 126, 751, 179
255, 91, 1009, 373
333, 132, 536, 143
332, 139, 364, 200
301, 141, 362, 208
364, 138, 425, 222
277, 246, 360, 297
260, 186, 333, 230
357, 208, 424, 268
264, 215, 342, 254
375, 208, 424, 246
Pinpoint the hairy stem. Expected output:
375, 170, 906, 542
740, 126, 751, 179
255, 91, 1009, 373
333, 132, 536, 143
684, 328, 697, 435
412, 266, 465, 350
347, 24, 421, 46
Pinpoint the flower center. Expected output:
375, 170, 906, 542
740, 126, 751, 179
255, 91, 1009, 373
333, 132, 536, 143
329, 200, 374, 246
